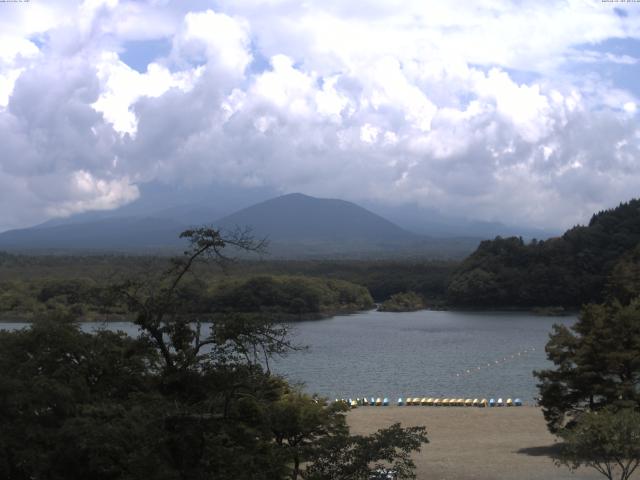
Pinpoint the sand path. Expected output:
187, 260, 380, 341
347, 406, 604, 480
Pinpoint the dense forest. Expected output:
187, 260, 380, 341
447, 199, 640, 308
0, 272, 373, 322
0, 255, 454, 320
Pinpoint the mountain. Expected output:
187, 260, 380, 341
0, 217, 187, 252
0, 193, 480, 258
447, 198, 640, 308
215, 193, 417, 243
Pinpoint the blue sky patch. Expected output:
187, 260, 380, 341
28, 34, 47, 50
120, 38, 172, 73
583, 37, 640, 57
614, 7, 628, 18
248, 41, 271, 75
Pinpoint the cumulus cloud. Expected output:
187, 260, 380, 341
0, 0, 639, 232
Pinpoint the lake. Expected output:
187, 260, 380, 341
273, 309, 574, 403
1, 309, 573, 403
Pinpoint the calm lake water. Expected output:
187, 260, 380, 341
1, 310, 574, 403
273, 310, 574, 403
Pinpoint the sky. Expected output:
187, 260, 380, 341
0, 0, 639, 232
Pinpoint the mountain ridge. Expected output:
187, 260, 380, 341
0, 192, 480, 258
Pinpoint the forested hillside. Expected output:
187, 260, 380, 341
447, 199, 640, 308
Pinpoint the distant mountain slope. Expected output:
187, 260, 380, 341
0, 217, 187, 252
215, 193, 417, 243
364, 201, 557, 239
0, 193, 480, 258
447, 199, 640, 308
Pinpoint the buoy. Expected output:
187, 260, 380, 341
383, 397, 389, 406
489, 398, 496, 407
397, 397, 404, 406
514, 398, 522, 406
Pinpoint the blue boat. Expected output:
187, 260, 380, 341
383, 397, 389, 406
489, 398, 496, 407
514, 398, 523, 406
397, 397, 404, 406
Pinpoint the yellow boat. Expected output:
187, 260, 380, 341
457, 398, 464, 406
421, 397, 428, 405
506, 398, 513, 407
427, 397, 434, 406
375, 397, 382, 406
464, 399, 473, 407
480, 398, 488, 407
442, 398, 450, 406
405, 397, 412, 406
472, 398, 479, 407
433, 398, 441, 406
413, 397, 421, 405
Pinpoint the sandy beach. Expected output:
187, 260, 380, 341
347, 406, 602, 480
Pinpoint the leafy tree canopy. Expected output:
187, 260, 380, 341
448, 199, 640, 308
555, 408, 640, 480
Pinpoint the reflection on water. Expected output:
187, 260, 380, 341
1, 310, 573, 402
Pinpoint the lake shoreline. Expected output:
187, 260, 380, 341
0, 305, 579, 323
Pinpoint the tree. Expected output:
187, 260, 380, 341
269, 392, 349, 480
534, 298, 640, 432
1, 226, 429, 480
0, 313, 164, 480
555, 408, 640, 480
305, 423, 429, 480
